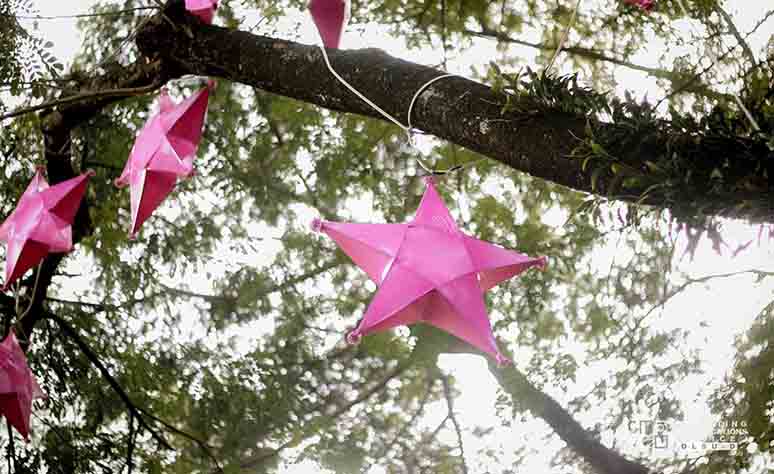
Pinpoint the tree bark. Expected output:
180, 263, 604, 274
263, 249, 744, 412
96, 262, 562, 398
133, 1, 773, 223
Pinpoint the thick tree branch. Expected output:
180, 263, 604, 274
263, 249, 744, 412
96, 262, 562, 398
134, 1, 773, 222
487, 361, 650, 474
412, 325, 652, 474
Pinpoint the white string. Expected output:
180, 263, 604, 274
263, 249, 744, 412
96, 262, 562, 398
674, 0, 761, 132
544, 0, 582, 75
317, 42, 409, 132
315, 34, 464, 141
314, 28, 465, 173
405, 73, 459, 132
16, 262, 42, 323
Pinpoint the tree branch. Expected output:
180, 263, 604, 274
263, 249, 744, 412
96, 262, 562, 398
132, 1, 774, 222
237, 353, 415, 472
644, 268, 774, 320
441, 375, 469, 474
714, 5, 756, 67
488, 361, 649, 474
5, 7, 159, 20
464, 27, 731, 102
136, 406, 224, 473
45, 312, 173, 451
0, 83, 163, 121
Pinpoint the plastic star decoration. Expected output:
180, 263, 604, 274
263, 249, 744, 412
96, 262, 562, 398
308, 0, 350, 48
0, 168, 93, 291
0, 331, 44, 440
115, 82, 213, 238
185, 0, 218, 24
312, 177, 546, 364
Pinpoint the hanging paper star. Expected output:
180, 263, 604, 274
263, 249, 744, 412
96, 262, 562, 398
0, 331, 44, 440
185, 0, 219, 24
308, 0, 351, 48
0, 168, 93, 291
115, 82, 213, 238
624, 0, 654, 11
312, 177, 546, 364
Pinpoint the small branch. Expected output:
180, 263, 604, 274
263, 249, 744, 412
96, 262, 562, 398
237, 356, 415, 471
136, 407, 224, 474
466, 28, 729, 101
441, 376, 468, 474
46, 312, 173, 451
644, 269, 774, 320
364, 376, 436, 472
715, 5, 756, 66
126, 413, 136, 474
5, 421, 14, 472
0, 83, 162, 121
4, 7, 158, 20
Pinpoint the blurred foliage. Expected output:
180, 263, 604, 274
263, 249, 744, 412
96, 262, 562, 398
0, 0, 772, 473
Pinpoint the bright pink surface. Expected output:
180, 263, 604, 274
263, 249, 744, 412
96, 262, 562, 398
185, 0, 218, 24
624, 0, 654, 11
309, 0, 350, 48
0, 332, 44, 440
116, 84, 211, 238
0, 169, 92, 290
314, 178, 546, 363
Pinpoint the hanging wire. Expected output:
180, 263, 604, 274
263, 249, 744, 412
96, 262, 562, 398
544, 0, 583, 75
317, 40, 410, 132
674, 0, 761, 132
15, 262, 43, 324
314, 23, 477, 176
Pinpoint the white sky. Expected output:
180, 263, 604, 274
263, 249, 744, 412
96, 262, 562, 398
5, 1, 774, 473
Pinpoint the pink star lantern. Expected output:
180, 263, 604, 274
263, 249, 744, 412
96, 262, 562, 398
312, 177, 546, 364
185, 0, 218, 24
115, 82, 213, 238
309, 0, 350, 48
0, 168, 93, 291
0, 331, 44, 440
624, 0, 654, 11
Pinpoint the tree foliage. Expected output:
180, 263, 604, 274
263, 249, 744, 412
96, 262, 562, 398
0, 0, 772, 473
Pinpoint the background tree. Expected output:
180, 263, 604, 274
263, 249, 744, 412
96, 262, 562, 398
0, 0, 772, 473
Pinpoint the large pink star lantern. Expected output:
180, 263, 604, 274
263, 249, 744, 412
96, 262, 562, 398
0, 168, 93, 291
0, 331, 44, 440
185, 0, 218, 24
309, 0, 350, 48
312, 177, 546, 364
115, 82, 213, 238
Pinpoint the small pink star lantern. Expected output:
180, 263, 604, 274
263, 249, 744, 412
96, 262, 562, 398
115, 82, 213, 238
312, 177, 546, 364
308, 0, 350, 48
0, 168, 93, 291
185, 0, 218, 24
0, 332, 44, 440
624, 0, 654, 11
